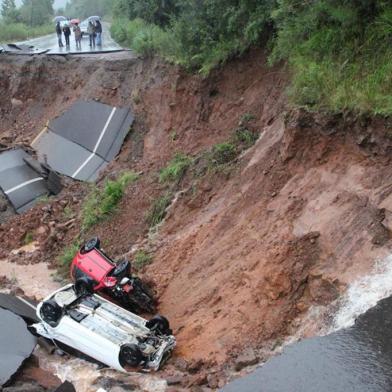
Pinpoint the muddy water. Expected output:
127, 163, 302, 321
223, 256, 392, 392
36, 348, 168, 392
0, 246, 60, 299
0, 246, 168, 392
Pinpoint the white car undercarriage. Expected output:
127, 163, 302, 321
33, 284, 175, 372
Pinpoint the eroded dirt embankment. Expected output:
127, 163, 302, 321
1, 50, 392, 389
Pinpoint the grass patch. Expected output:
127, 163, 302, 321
0, 23, 53, 42
62, 206, 74, 220
146, 193, 172, 227
159, 153, 192, 184
210, 143, 237, 165
134, 250, 153, 270
57, 240, 81, 276
270, 2, 392, 115
234, 127, 258, 149
82, 171, 139, 231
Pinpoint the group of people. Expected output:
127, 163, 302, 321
56, 19, 103, 50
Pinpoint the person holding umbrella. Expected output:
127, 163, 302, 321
63, 22, 71, 47
73, 23, 82, 50
55, 21, 63, 47
95, 19, 102, 46
54, 16, 67, 47
87, 20, 96, 47
71, 19, 82, 50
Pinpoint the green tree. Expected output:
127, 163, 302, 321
113, 0, 179, 26
1, 0, 19, 22
64, 0, 112, 19
19, 0, 54, 26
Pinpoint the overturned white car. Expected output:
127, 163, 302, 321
32, 284, 175, 371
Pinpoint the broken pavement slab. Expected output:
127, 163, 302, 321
0, 149, 49, 214
0, 308, 37, 386
32, 100, 134, 182
0, 44, 49, 56
0, 294, 38, 324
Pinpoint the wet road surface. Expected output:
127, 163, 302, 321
223, 295, 392, 392
18, 23, 122, 55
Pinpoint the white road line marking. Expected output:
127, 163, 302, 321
72, 107, 117, 178
71, 153, 95, 179
92, 107, 117, 153
5, 177, 44, 195
16, 296, 37, 310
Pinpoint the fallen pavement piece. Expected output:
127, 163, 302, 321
32, 100, 134, 182
0, 294, 38, 324
0, 308, 37, 386
0, 149, 50, 213
0, 44, 49, 55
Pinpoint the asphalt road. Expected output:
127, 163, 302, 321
18, 22, 122, 55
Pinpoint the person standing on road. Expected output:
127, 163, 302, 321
88, 21, 96, 47
95, 20, 102, 46
73, 23, 82, 50
63, 23, 71, 47
56, 21, 63, 47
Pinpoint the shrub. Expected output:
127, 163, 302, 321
270, 0, 392, 115
111, 18, 176, 57
0, 23, 53, 42
82, 171, 139, 230
134, 250, 153, 269
159, 153, 192, 183
111, 0, 274, 74
211, 143, 237, 165
57, 241, 81, 275
146, 193, 172, 227
234, 128, 258, 149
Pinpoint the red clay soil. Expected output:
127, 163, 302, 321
1, 48, 392, 384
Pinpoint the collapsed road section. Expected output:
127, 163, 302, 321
32, 100, 134, 181
0, 307, 36, 386
0, 43, 49, 55
0, 148, 61, 214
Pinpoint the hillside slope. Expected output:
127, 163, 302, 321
1, 50, 392, 387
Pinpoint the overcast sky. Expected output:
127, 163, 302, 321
15, 0, 68, 10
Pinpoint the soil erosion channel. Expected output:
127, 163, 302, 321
1, 48, 392, 390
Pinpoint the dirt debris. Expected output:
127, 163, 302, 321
1, 48, 392, 389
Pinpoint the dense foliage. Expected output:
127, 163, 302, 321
271, 0, 392, 114
64, 0, 112, 19
1, 0, 18, 23
111, 0, 275, 74
0, 0, 53, 41
3, 0, 392, 114
113, 0, 178, 27
19, 0, 54, 26
1, 0, 54, 25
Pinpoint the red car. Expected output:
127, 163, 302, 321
71, 237, 156, 314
